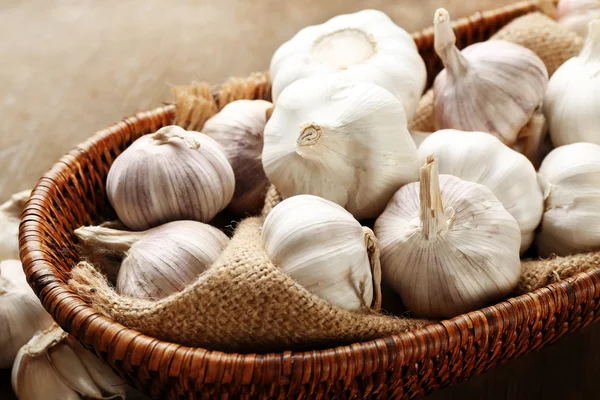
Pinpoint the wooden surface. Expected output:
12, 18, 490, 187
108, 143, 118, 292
2, 0, 599, 399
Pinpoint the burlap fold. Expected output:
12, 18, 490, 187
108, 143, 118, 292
69, 217, 429, 352
409, 12, 584, 134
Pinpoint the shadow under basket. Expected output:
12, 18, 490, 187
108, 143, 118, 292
19, 1, 600, 399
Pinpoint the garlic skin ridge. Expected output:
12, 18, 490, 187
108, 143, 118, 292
75, 220, 229, 299
203, 99, 273, 215
262, 75, 419, 220
537, 142, 600, 257
0, 259, 54, 369
262, 194, 381, 312
432, 8, 548, 161
0, 190, 31, 260
106, 125, 235, 230
544, 19, 600, 147
375, 156, 521, 319
270, 9, 427, 119
11, 324, 126, 400
418, 129, 543, 253
557, 0, 600, 38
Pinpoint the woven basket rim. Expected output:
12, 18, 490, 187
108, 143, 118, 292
20, 104, 600, 364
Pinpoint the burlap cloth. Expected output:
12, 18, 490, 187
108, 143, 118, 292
408, 12, 584, 134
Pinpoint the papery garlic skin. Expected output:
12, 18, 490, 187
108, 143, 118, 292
75, 220, 229, 299
203, 100, 273, 214
557, 0, 600, 38
0, 259, 53, 369
537, 142, 600, 257
375, 156, 521, 318
262, 195, 380, 312
106, 125, 235, 230
270, 9, 426, 119
432, 9, 548, 160
418, 130, 543, 253
544, 20, 600, 147
12, 324, 126, 400
0, 190, 30, 260
262, 76, 419, 220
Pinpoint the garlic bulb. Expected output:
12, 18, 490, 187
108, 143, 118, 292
12, 324, 126, 400
75, 220, 229, 299
106, 125, 235, 230
203, 100, 273, 214
269, 9, 427, 119
0, 259, 53, 368
557, 0, 600, 38
537, 142, 600, 257
374, 156, 521, 318
432, 8, 548, 160
0, 189, 30, 259
418, 130, 543, 253
544, 20, 600, 147
262, 194, 381, 312
262, 76, 419, 220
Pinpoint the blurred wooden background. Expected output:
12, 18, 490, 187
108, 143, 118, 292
1, 0, 598, 398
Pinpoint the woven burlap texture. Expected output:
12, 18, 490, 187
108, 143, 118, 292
69, 217, 429, 352
408, 12, 584, 134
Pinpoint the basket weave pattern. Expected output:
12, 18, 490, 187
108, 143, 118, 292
19, 1, 600, 398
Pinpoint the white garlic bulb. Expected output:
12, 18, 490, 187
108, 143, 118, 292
203, 100, 273, 214
75, 220, 229, 299
106, 125, 235, 230
418, 130, 543, 253
544, 20, 600, 147
269, 9, 427, 119
0, 259, 53, 369
375, 156, 521, 318
432, 8, 548, 161
12, 324, 126, 400
262, 76, 419, 220
558, 0, 600, 38
262, 195, 381, 312
0, 190, 30, 260
537, 142, 600, 257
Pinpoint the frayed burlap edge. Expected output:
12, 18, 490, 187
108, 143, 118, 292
69, 217, 430, 352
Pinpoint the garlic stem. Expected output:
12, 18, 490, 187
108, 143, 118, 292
419, 154, 449, 239
74, 226, 143, 256
434, 8, 469, 79
580, 19, 600, 63
0, 190, 30, 216
151, 125, 201, 150
363, 227, 382, 311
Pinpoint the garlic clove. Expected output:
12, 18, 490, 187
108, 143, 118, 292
106, 125, 235, 230
0, 189, 31, 260
270, 9, 427, 120
262, 75, 419, 220
48, 341, 104, 398
432, 9, 548, 156
262, 194, 380, 312
203, 99, 273, 215
544, 19, 600, 147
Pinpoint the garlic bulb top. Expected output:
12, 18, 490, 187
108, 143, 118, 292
270, 9, 427, 119
537, 142, 600, 257
262, 75, 419, 219
0, 190, 30, 260
262, 195, 381, 312
12, 324, 126, 400
0, 259, 53, 369
557, 0, 600, 38
544, 20, 600, 147
75, 220, 229, 299
375, 156, 521, 318
418, 130, 543, 253
106, 125, 235, 230
203, 100, 273, 215
432, 9, 548, 160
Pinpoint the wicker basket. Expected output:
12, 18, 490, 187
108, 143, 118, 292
19, 1, 600, 398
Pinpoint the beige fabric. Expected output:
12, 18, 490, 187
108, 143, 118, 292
69, 217, 430, 352
408, 13, 583, 135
